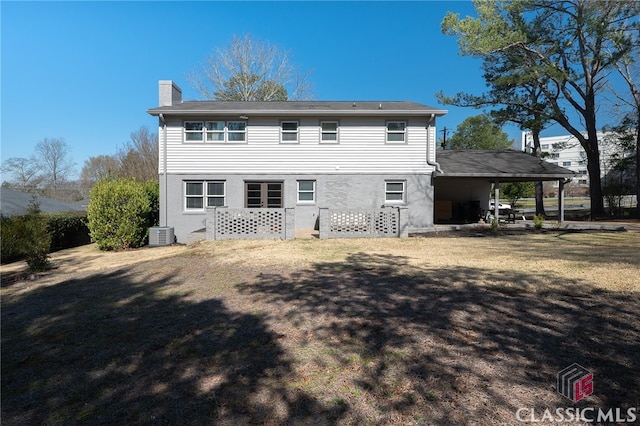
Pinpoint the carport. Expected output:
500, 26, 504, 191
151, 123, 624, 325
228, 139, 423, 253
433, 150, 576, 224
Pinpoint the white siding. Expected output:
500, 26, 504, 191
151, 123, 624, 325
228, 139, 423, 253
161, 117, 435, 175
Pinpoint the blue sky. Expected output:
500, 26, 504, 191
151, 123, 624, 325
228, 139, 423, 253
2, 1, 566, 179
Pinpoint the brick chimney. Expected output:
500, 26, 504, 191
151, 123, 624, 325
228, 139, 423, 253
159, 80, 182, 107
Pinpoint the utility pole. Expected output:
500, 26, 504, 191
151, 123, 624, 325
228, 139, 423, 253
440, 127, 449, 149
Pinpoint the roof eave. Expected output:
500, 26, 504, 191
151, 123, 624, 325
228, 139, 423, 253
147, 108, 448, 117
436, 173, 575, 180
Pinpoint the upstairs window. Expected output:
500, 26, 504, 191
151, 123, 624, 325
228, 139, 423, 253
184, 121, 246, 143
185, 121, 205, 142
206, 121, 225, 142
227, 121, 247, 142
386, 121, 406, 143
281, 121, 299, 143
563, 161, 572, 167
320, 121, 339, 143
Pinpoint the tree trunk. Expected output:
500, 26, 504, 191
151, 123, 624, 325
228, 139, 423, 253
586, 146, 606, 218
531, 130, 546, 216
635, 126, 640, 219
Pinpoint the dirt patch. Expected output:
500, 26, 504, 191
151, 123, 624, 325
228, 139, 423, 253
2, 234, 639, 424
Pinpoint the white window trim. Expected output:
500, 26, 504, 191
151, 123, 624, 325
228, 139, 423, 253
185, 121, 206, 142
386, 121, 407, 144
297, 180, 316, 204
226, 121, 247, 143
206, 181, 226, 207
320, 121, 339, 144
184, 180, 226, 211
185, 181, 205, 210
280, 121, 299, 144
184, 121, 247, 143
384, 180, 406, 204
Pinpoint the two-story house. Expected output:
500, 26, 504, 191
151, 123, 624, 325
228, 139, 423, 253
147, 80, 447, 243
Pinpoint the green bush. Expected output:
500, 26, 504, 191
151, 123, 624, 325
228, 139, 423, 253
533, 214, 545, 230
46, 211, 91, 252
1, 216, 22, 264
0, 202, 52, 270
87, 178, 157, 250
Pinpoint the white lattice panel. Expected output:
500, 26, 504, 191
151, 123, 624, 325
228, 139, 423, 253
329, 209, 398, 236
215, 209, 284, 239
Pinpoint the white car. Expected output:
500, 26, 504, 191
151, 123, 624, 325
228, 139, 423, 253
489, 201, 511, 210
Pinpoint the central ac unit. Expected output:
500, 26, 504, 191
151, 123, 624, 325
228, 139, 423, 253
149, 227, 174, 246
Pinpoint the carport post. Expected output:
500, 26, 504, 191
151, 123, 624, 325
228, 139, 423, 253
494, 181, 500, 224
558, 179, 565, 224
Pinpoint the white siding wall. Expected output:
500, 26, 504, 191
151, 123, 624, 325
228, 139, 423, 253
160, 117, 435, 174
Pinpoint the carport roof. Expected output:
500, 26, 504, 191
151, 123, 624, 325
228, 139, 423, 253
435, 149, 576, 182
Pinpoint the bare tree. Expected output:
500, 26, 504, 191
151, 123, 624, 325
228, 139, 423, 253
79, 154, 120, 197
34, 137, 75, 196
188, 33, 313, 101
116, 126, 158, 182
607, 46, 640, 217
1, 157, 43, 191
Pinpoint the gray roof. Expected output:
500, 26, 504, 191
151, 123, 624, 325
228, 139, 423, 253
0, 188, 86, 217
435, 150, 576, 181
148, 100, 447, 117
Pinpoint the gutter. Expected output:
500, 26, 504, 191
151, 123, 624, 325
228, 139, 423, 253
426, 114, 443, 174
147, 108, 449, 118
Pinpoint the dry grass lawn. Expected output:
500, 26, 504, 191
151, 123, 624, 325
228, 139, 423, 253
2, 229, 639, 424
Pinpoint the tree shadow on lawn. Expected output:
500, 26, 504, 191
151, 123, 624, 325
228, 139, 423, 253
1, 264, 343, 425
240, 252, 640, 424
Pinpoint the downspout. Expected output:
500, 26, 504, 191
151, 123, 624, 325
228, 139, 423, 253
159, 113, 168, 227
426, 114, 443, 174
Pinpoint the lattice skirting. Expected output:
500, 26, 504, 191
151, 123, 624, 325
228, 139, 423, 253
327, 209, 399, 237
214, 209, 285, 240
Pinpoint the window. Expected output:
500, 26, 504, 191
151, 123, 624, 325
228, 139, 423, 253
578, 179, 588, 185
386, 121, 406, 143
320, 121, 338, 143
551, 153, 560, 159
184, 181, 226, 210
578, 169, 587, 175
185, 182, 204, 209
281, 121, 298, 143
541, 144, 549, 150
185, 121, 205, 142
385, 181, 406, 203
206, 121, 225, 142
184, 121, 246, 143
297, 180, 315, 203
563, 161, 571, 167
227, 121, 247, 142
207, 182, 225, 206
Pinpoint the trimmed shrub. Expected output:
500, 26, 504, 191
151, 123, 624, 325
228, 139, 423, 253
142, 180, 160, 227
87, 178, 154, 250
1, 216, 22, 264
46, 211, 91, 251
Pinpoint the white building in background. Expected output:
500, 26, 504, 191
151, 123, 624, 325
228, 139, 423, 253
521, 132, 621, 193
